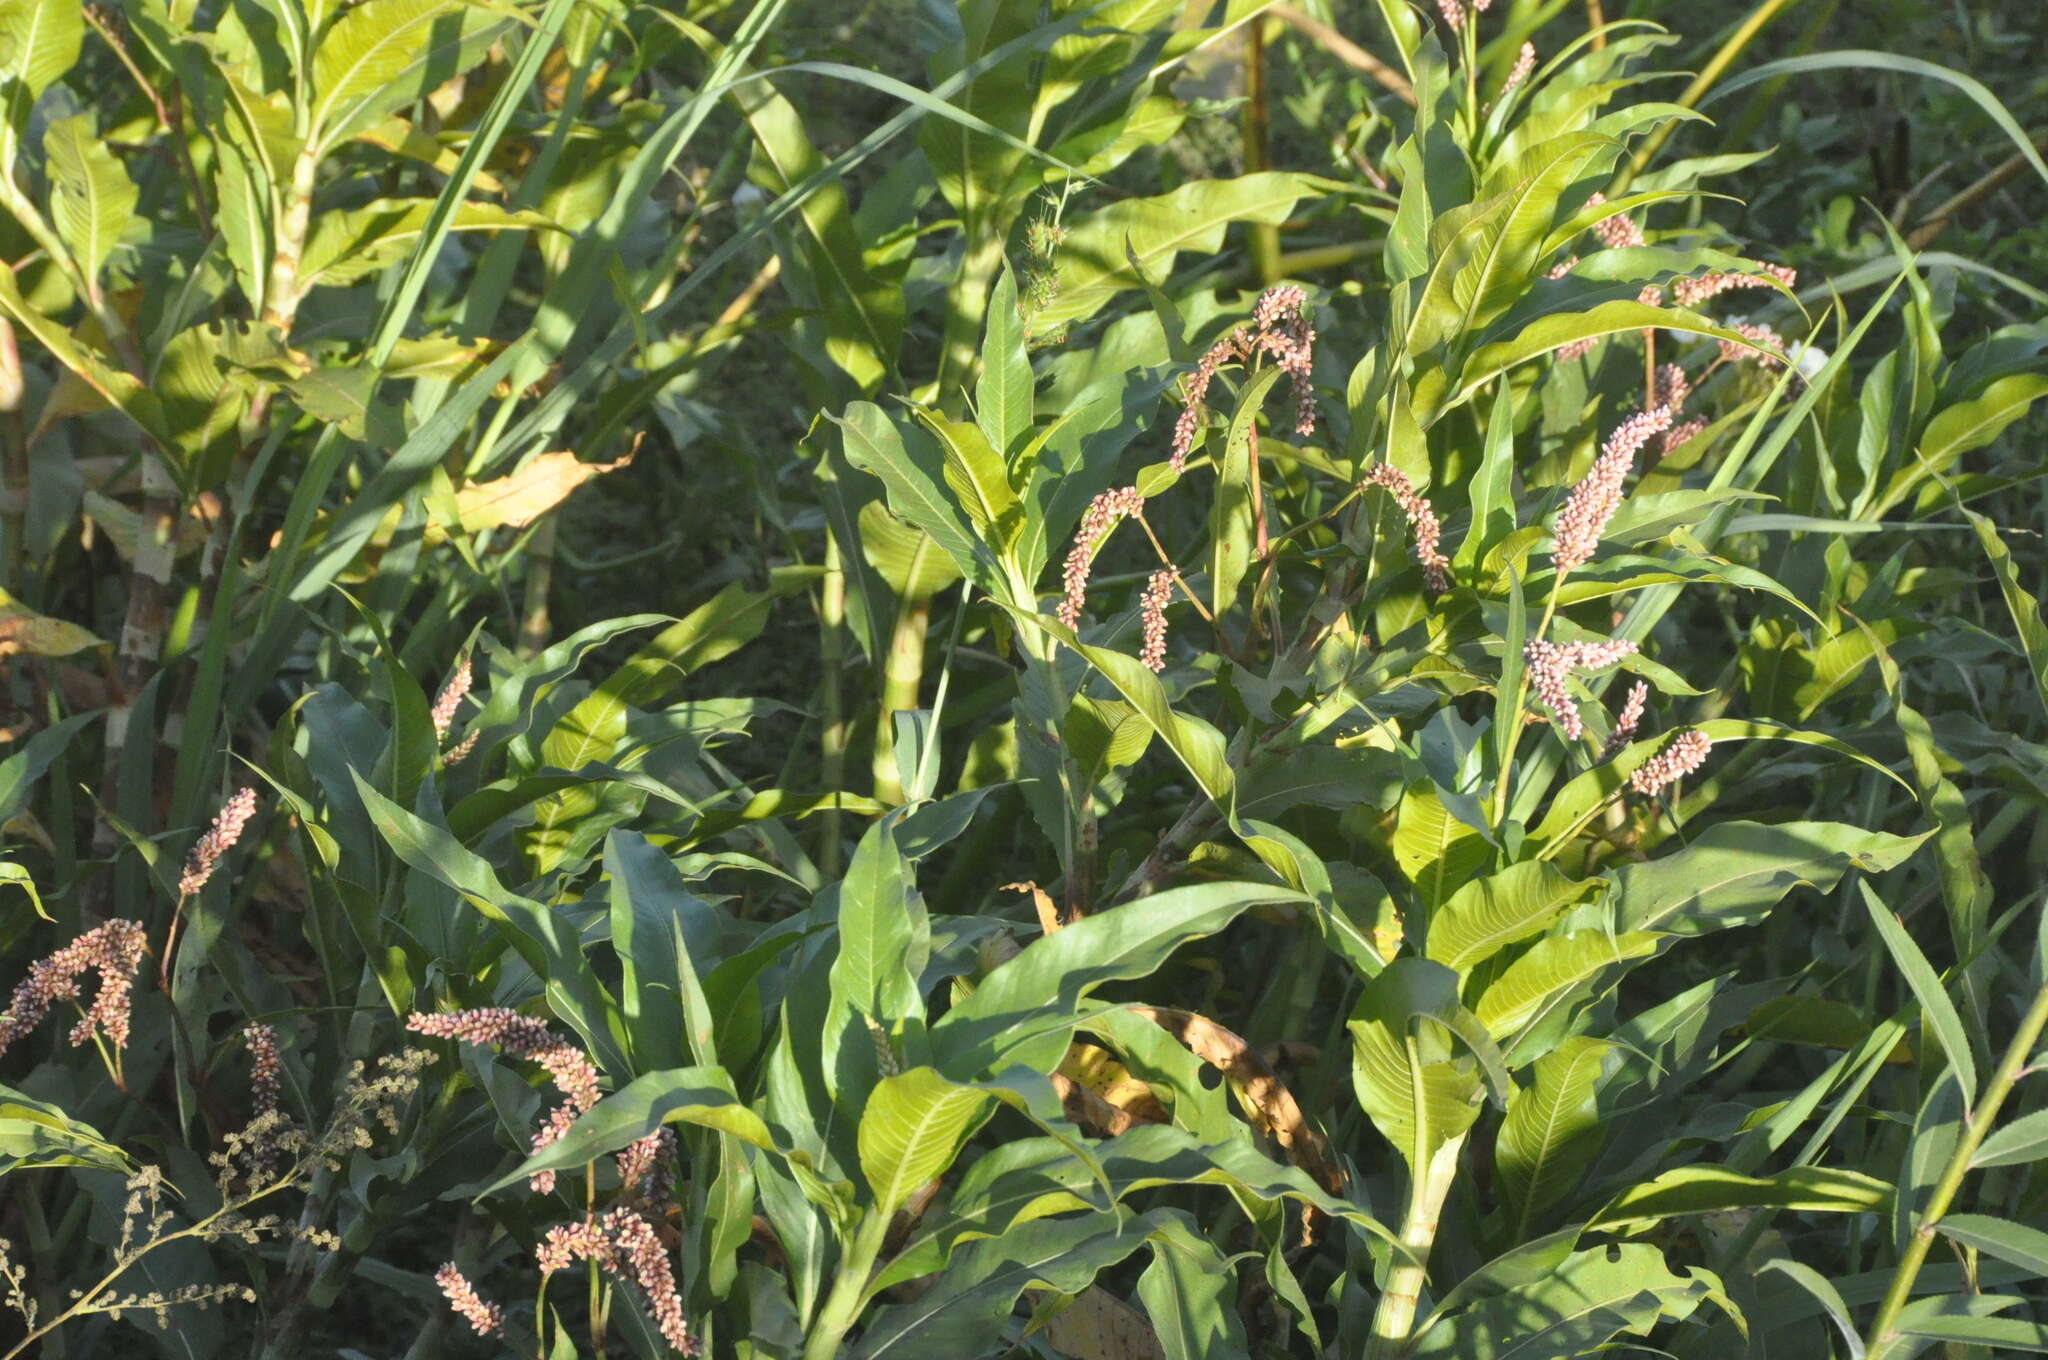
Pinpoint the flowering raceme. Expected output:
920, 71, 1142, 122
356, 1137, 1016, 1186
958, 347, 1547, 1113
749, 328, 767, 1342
405, 1008, 602, 1192
1524, 639, 1638, 741
1631, 730, 1713, 795
1363, 464, 1451, 594
0, 919, 149, 1057
178, 788, 258, 898
1552, 406, 1675, 572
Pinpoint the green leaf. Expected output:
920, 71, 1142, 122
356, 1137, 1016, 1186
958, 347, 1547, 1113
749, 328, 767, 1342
1890, 1299, 2048, 1355
1710, 52, 2048, 194
1938, 1214, 2048, 1277
1972, 1108, 2048, 1169
716, 50, 903, 393
309, 0, 503, 148
1027, 613, 1233, 805
1393, 783, 1489, 909
1861, 883, 1977, 1104
1609, 821, 1928, 936
351, 774, 621, 1070
1137, 1213, 1249, 1360
1477, 931, 1661, 1040
1407, 133, 1615, 357
0, 0, 82, 104
1210, 365, 1284, 616
527, 580, 792, 871
299, 199, 560, 290
1965, 509, 2048, 719
912, 407, 1021, 544
854, 1211, 1172, 1359
605, 830, 713, 1070
0, 1083, 130, 1176
1034, 173, 1323, 329
1496, 1037, 1611, 1238
1591, 1163, 1893, 1233
858, 1067, 997, 1216
932, 880, 1306, 1078
43, 113, 137, 289
1756, 1259, 1864, 1360
1427, 862, 1596, 973
486, 1066, 778, 1196
834, 402, 995, 589
1431, 298, 1756, 424
976, 265, 1034, 456
1407, 1243, 1717, 1359
828, 819, 927, 1025
1349, 959, 1487, 1169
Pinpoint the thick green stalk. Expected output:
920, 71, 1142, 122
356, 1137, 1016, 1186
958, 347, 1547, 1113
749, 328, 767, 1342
1612, 0, 1803, 195
817, 532, 850, 877
1244, 17, 1281, 286
802, 1216, 891, 1360
936, 233, 1009, 411
1864, 973, 2048, 1352
1367, 1128, 1466, 1359
871, 588, 931, 805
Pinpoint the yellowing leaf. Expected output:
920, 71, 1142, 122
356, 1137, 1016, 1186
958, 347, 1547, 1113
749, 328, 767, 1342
0, 589, 106, 658
433, 443, 637, 542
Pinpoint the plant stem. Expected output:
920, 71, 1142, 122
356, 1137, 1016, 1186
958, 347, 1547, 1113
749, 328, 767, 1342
801, 1216, 889, 1360
1244, 16, 1281, 286
1366, 1126, 1466, 1360
1863, 971, 2048, 1352
871, 580, 932, 805
817, 531, 849, 878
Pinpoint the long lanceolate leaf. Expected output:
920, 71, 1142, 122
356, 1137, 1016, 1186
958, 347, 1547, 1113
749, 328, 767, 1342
500, 9, 1109, 459
1708, 53, 2048, 195
931, 881, 1307, 1079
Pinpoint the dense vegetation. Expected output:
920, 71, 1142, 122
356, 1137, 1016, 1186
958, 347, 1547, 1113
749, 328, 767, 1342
1, 0, 2044, 1356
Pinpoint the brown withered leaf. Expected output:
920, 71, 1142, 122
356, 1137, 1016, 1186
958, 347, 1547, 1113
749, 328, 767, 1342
434, 437, 639, 542
1131, 1006, 1343, 1196
1005, 879, 1062, 935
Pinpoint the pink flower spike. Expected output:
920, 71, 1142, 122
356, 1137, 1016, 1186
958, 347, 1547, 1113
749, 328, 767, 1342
1602, 680, 1648, 759
1363, 464, 1451, 595
1524, 639, 1638, 742
245, 1023, 283, 1118
0, 919, 149, 1057
1500, 41, 1536, 98
1552, 406, 1676, 572
435, 1264, 503, 1337
1138, 570, 1173, 673
430, 659, 473, 743
1630, 729, 1712, 796
179, 788, 258, 898
1057, 485, 1146, 628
